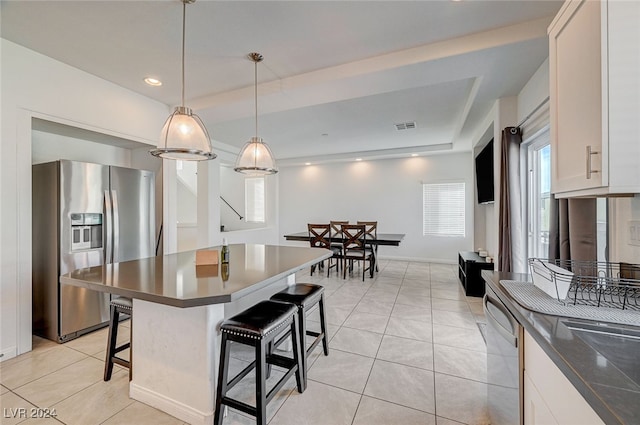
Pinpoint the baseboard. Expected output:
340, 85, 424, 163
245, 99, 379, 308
0, 346, 17, 362
377, 255, 456, 265
130, 383, 213, 425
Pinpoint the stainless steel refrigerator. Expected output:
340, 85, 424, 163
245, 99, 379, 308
32, 160, 156, 342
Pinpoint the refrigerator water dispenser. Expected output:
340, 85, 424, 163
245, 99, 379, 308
70, 213, 102, 251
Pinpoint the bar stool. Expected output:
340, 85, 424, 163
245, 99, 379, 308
214, 300, 304, 425
104, 297, 132, 381
270, 284, 329, 386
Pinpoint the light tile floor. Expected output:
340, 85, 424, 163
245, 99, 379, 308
0, 260, 488, 425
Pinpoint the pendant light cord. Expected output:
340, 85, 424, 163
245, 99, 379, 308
254, 58, 258, 138
181, 0, 186, 108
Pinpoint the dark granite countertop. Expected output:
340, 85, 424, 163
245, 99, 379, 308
482, 271, 640, 425
61, 244, 332, 308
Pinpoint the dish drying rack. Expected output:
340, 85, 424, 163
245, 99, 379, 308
528, 259, 640, 311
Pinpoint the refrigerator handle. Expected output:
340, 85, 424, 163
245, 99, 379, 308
104, 190, 113, 264
111, 189, 120, 263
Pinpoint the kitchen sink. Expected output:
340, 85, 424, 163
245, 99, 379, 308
562, 320, 640, 385
563, 320, 640, 339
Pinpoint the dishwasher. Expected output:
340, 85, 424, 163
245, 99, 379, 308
484, 284, 523, 425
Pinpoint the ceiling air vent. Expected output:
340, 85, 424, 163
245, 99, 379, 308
394, 122, 416, 131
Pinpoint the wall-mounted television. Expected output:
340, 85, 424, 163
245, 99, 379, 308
475, 139, 494, 204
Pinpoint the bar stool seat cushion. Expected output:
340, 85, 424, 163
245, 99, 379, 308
111, 297, 132, 311
270, 284, 323, 309
221, 300, 296, 339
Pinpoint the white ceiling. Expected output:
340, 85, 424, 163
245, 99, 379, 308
1, 0, 562, 165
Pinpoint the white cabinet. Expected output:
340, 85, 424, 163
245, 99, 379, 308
524, 371, 559, 425
549, 0, 640, 198
523, 331, 605, 425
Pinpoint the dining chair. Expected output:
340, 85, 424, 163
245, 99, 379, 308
328, 221, 348, 275
307, 223, 340, 276
341, 224, 374, 281
357, 221, 379, 273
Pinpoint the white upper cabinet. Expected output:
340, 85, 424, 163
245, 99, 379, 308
549, 0, 640, 198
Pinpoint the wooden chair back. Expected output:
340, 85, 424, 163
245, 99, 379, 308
307, 223, 331, 249
357, 221, 377, 241
341, 224, 367, 251
329, 221, 349, 242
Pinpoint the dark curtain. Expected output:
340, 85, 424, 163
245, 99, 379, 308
498, 127, 523, 272
548, 196, 597, 262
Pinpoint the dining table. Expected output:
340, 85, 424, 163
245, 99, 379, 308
283, 231, 405, 246
283, 231, 405, 277
60, 243, 332, 425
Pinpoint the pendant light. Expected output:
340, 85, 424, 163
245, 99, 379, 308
151, 0, 216, 161
234, 53, 278, 175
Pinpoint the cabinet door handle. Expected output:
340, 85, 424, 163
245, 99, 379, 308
586, 145, 599, 179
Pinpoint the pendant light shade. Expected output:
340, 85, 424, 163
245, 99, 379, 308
235, 136, 278, 175
151, 0, 216, 161
234, 53, 277, 175
155, 106, 215, 160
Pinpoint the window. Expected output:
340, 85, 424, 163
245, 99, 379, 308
245, 177, 265, 223
422, 182, 465, 237
597, 198, 607, 262
526, 137, 551, 259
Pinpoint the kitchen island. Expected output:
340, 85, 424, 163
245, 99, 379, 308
483, 271, 640, 425
61, 243, 332, 425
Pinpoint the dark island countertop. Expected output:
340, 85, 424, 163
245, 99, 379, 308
61, 244, 332, 308
482, 271, 640, 425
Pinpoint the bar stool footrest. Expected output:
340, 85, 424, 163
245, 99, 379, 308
267, 365, 299, 402
113, 342, 130, 355
227, 361, 256, 389
306, 331, 324, 354
221, 397, 255, 417
221, 355, 300, 413
268, 354, 297, 370
273, 327, 322, 349
111, 357, 130, 368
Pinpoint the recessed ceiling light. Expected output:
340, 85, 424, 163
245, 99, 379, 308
144, 77, 163, 87
355, 158, 362, 162
411, 153, 419, 157
305, 162, 311, 166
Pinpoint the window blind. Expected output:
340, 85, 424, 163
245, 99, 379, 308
245, 177, 265, 223
422, 182, 465, 237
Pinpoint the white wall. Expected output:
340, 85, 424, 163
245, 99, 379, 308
278, 153, 474, 263
0, 39, 169, 361
220, 166, 272, 232
517, 58, 550, 140
177, 181, 198, 223
177, 184, 198, 252
32, 130, 132, 166
175, 160, 198, 251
